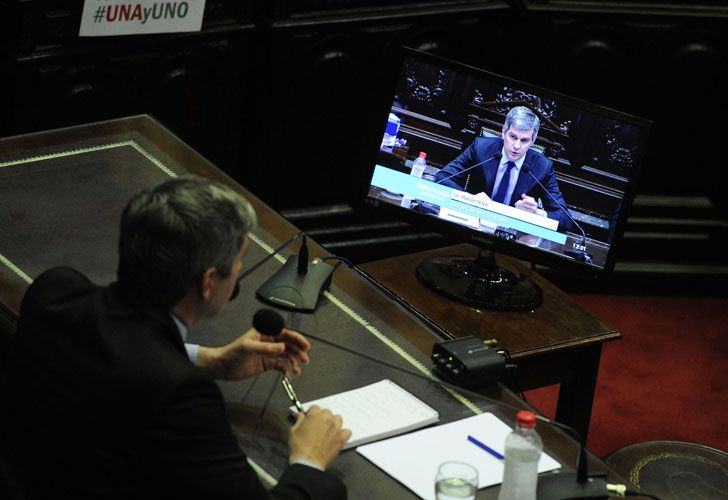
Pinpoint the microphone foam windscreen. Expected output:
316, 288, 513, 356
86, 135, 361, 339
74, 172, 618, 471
253, 308, 285, 335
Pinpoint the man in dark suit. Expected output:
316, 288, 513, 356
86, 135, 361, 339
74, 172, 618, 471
0, 176, 350, 499
435, 106, 572, 232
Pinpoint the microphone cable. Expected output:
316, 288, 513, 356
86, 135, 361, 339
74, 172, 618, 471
321, 253, 527, 396
324, 253, 518, 367
254, 309, 569, 443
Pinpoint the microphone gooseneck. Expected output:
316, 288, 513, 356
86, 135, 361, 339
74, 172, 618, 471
253, 231, 335, 313
522, 167, 593, 264
435, 153, 502, 185
297, 235, 309, 275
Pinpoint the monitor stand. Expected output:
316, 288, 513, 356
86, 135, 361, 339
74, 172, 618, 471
416, 248, 542, 312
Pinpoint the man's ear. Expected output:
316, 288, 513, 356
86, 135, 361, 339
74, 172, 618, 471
200, 267, 217, 301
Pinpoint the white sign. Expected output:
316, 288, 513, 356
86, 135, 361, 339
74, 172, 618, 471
438, 207, 481, 230
450, 190, 559, 230
79, 0, 206, 37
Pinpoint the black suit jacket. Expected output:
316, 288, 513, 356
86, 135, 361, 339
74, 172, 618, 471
435, 137, 573, 232
0, 267, 346, 500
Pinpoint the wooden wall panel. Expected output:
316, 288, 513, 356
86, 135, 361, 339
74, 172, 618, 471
0, 25, 254, 172
245, 4, 510, 209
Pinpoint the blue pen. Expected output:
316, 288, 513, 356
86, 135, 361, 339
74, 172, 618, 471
467, 435, 505, 461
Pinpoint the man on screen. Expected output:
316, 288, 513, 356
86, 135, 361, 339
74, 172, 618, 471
434, 105, 572, 232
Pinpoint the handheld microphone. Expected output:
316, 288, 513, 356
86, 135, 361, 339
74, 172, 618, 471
252, 308, 285, 335
252, 308, 611, 500
252, 310, 305, 416
435, 153, 502, 187
522, 167, 593, 264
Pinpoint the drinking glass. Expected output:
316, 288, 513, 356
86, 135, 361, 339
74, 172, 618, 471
434, 461, 479, 500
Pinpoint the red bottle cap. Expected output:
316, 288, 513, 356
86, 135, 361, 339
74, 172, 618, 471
516, 410, 537, 428
419, 152, 427, 158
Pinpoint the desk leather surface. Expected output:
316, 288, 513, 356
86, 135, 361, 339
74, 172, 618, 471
0, 115, 623, 498
0, 132, 180, 286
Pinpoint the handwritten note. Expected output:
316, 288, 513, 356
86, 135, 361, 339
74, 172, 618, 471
290, 379, 439, 449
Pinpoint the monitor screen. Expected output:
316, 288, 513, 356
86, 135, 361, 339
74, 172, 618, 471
363, 47, 652, 310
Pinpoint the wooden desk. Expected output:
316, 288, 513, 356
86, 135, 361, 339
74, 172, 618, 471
0, 116, 625, 498
359, 244, 622, 441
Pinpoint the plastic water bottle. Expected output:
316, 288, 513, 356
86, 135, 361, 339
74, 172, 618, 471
382, 112, 401, 147
497, 410, 542, 500
410, 151, 427, 178
401, 152, 427, 208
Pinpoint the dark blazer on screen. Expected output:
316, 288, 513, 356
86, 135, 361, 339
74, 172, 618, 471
435, 137, 573, 232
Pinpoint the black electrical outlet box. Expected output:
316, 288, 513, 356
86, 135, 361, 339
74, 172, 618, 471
431, 336, 505, 388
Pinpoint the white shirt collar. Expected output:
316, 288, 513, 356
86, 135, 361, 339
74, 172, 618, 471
170, 313, 188, 342
500, 149, 525, 170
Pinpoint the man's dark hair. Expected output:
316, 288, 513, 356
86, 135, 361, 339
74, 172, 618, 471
117, 175, 256, 308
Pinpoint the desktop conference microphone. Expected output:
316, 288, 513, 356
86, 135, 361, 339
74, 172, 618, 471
254, 235, 335, 313
251, 307, 612, 500
230, 232, 306, 302
435, 153, 502, 186
522, 166, 593, 264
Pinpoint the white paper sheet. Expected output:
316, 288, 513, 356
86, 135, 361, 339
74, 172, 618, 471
357, 412, 561, 500
291, 379, 439, 449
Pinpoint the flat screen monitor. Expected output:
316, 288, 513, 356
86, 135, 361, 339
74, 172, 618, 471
363, 47, 652, 311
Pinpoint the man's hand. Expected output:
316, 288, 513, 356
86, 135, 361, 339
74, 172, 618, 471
515, 194, 547, 217
197, 327, 310, 381
288, 405, 352, 470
